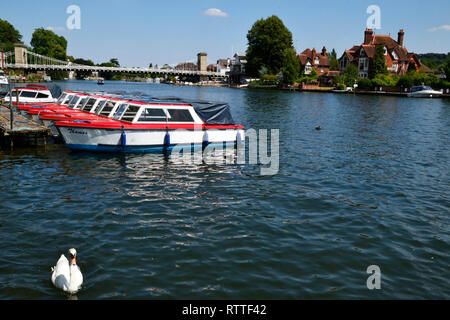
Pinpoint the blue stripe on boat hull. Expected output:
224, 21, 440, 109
66, 142, 237, 153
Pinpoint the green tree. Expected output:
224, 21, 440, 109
246, 15, 294, 76
327, 48, 339, 71
109, 58, 120, 67
30, 28, 67, 60
73, 58, 95, 79
407, 61, 417, 74
344, 64, 359, 86
442, 60, 450, 80
0, 19, 22, 52
369, 44, 388, 79
280, 48, 300, 84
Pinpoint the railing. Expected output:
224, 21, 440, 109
1, 50, 223, 77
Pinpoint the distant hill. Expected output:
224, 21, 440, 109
417, 53, 450, 70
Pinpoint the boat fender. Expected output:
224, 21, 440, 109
202, 130, 209, 148
121, 128, 126, 148
236, 130, 244, 144
164, 129, 170, 147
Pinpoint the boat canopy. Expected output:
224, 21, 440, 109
141, 96, 236, 125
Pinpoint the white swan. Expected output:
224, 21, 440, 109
51, 248, 83, 294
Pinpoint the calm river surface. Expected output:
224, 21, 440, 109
0, 80, 449, 299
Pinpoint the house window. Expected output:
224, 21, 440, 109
340, 57, 348, 70
392, 62, 398, 72
384, 46, 388, 55
314, 57, 319, 65
360, 48, 365, 56
359, 58, 369, 71
305, 62, 312, 74
392, 51, 398, 60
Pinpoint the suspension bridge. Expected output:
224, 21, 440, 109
0, 45, 222, 77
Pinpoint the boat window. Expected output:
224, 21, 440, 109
63, 95, 75, 105
113, 104, 128, 120
56, 93, 67, 104
167, 109, 194, 122
91, 100, 104, 113
10, 90, 21, 97
98, 100, 116, 116
20, 91, 38, 98
37, 92, 49, 99
138, 108, 167, 122
120, 105, 140, 122
68, 96, 81, 108
81, 98, 97, 111
75, 97, 88, 109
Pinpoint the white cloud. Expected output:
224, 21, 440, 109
428, 25, 450, 32
203, 8, 228, 17
46, 26, 66, 32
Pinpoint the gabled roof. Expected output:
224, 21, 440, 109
298, 48, 330, 67
341, 29, 418, 66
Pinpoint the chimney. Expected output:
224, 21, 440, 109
364, 28, 373, 44
312, 48, 316, 57
398, 29, 404, 46
322, 46, 327, 55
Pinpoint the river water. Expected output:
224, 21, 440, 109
0, 80, 449, 299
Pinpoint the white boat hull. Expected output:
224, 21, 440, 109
58, 126, 244, 152
407, 90, 443, 98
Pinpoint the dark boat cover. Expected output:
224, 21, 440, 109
140, 96, 236, 125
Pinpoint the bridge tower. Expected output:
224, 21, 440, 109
14, 43, 28, 66
197, 52, 207, 72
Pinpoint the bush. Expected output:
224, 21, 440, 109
336, 83, 346, 90
397, 72, 440, 88
358, 78, 372, 89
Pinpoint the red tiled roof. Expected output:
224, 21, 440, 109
340, 29, 420, 73
298, 47, 330, 67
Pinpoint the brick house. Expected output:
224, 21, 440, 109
299, 47, 330, 76
339, 28, 423, 78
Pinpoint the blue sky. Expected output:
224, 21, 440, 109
2, 0, 449, 67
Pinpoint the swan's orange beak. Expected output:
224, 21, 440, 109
71, 257, 76, 265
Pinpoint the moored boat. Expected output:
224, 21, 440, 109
4, 84, 58, 104
407, 85, 443, 98
55, 99, 244, 152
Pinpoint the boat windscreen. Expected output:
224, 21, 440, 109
120, 105, 140, 122
68, 96, 80, 108
98, 100, 116, 116
113, 104, 128, 120
81, 98, 97, 111
56, 93, 67, 104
